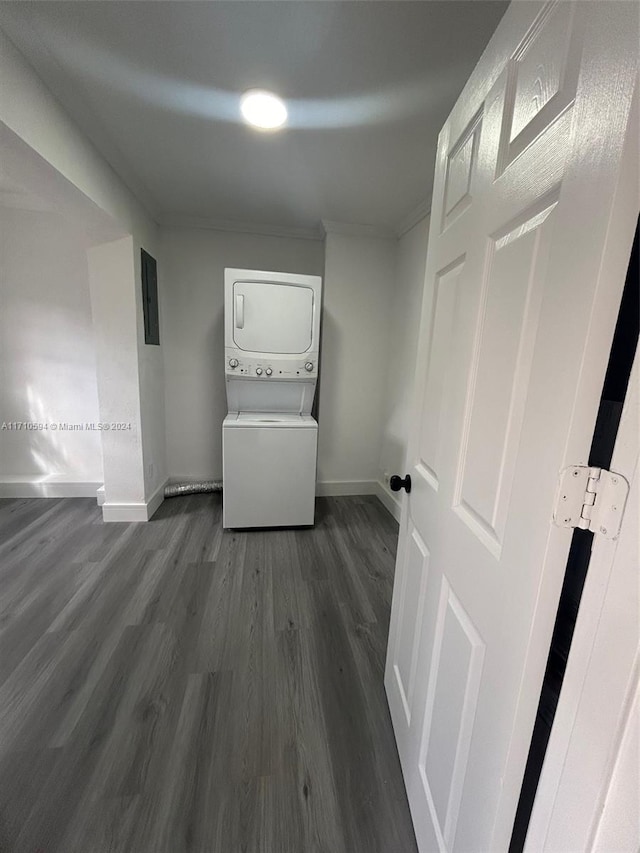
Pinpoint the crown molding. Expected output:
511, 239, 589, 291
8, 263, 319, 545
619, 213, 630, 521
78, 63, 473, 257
321, 219, 395, 239
395, 199, 431, 238
160, 206, 431, 243
159, 214, 324, 242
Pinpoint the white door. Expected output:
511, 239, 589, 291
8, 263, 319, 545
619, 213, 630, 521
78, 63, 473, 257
384, 2, 639, 851
232, 280, 314, 354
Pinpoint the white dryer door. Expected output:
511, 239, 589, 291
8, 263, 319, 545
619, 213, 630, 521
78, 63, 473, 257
232, 280, 314, 354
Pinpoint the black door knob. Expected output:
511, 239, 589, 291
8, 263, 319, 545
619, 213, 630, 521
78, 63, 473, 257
390, 474, 411, 493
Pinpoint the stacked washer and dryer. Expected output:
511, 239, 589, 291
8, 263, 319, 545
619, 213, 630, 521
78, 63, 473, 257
222, 268, 322, 528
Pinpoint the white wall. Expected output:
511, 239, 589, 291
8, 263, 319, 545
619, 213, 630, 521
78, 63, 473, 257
0, 206, 103, 489
378, 215, 430, 515
160, 225, 427, 499
1, 28, 166, 514
317, 230, 396, 491
161, 227, 324, 479
87, 236, 146, 509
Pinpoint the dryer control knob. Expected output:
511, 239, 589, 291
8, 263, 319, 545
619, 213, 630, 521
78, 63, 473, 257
256, 368, 263, 376
229, 358, 239, 368
265, 368, 273, 376
305, 362, 314, 372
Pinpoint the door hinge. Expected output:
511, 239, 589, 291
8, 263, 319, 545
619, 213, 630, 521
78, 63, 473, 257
553, 466, 629, 540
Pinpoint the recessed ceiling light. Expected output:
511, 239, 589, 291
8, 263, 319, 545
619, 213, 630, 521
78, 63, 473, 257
240, 89, 288, 130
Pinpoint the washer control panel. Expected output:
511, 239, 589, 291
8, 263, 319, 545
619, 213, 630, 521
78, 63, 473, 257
225, 352, 318, 379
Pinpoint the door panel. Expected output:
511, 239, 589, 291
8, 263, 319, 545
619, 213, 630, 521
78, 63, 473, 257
454, 200, 556, 554
508, 0, 576, 142
419, 257, 466, 490
385, 2, 639, 851
420, 583, 485, 849
391, 523, 431, 725
442, 112, 482, 231
232, 280, 314, 354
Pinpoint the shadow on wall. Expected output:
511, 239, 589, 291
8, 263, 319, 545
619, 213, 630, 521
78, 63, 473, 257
315, 309, 339, 477
205, 307, 226, 474
315, 309, 344, 481
379, 432, 407, 485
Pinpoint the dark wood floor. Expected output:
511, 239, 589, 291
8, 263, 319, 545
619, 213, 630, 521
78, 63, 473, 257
0, 493, 418, 853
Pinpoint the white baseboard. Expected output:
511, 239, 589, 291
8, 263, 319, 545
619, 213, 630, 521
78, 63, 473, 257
316, 480, 378, 497
101, 480, 166, 522
96, 485, 105, 506
97, 480, 399, 522
375, 480, 403, 523
101, 502, 149, 522
0, 475, 102, 499
146, 480, 166, 520
315, 479, 402, 521
167, 474, 220, 484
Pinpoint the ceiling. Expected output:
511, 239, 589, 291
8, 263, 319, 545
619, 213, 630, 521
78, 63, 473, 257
0, 1, 508, 235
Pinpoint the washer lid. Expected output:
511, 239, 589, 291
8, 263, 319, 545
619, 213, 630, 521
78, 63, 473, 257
225, 412, 317, 428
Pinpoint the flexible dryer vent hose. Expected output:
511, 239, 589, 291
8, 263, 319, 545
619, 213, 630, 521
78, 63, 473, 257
164, 481, 223, 498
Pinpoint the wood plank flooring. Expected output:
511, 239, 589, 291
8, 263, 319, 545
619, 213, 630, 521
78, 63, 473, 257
0, 494, 418, 853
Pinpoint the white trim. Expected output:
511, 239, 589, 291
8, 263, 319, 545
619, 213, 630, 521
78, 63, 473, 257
375, 480, 403, 522
316, 479, 378, 497
162, 205, 430, 243
166, 475, 220, 484
145, 479, 166, 519
101, 502, 150, 522
161, 214, 323, 242
96, 485, 105, 506
101, 479, 167, 522
0, 475, 102, 498
321, 219, 395, 239
395, 199, 431, 238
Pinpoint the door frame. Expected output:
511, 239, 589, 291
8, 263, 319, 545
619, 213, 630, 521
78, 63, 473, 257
523, 85, 639, 849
